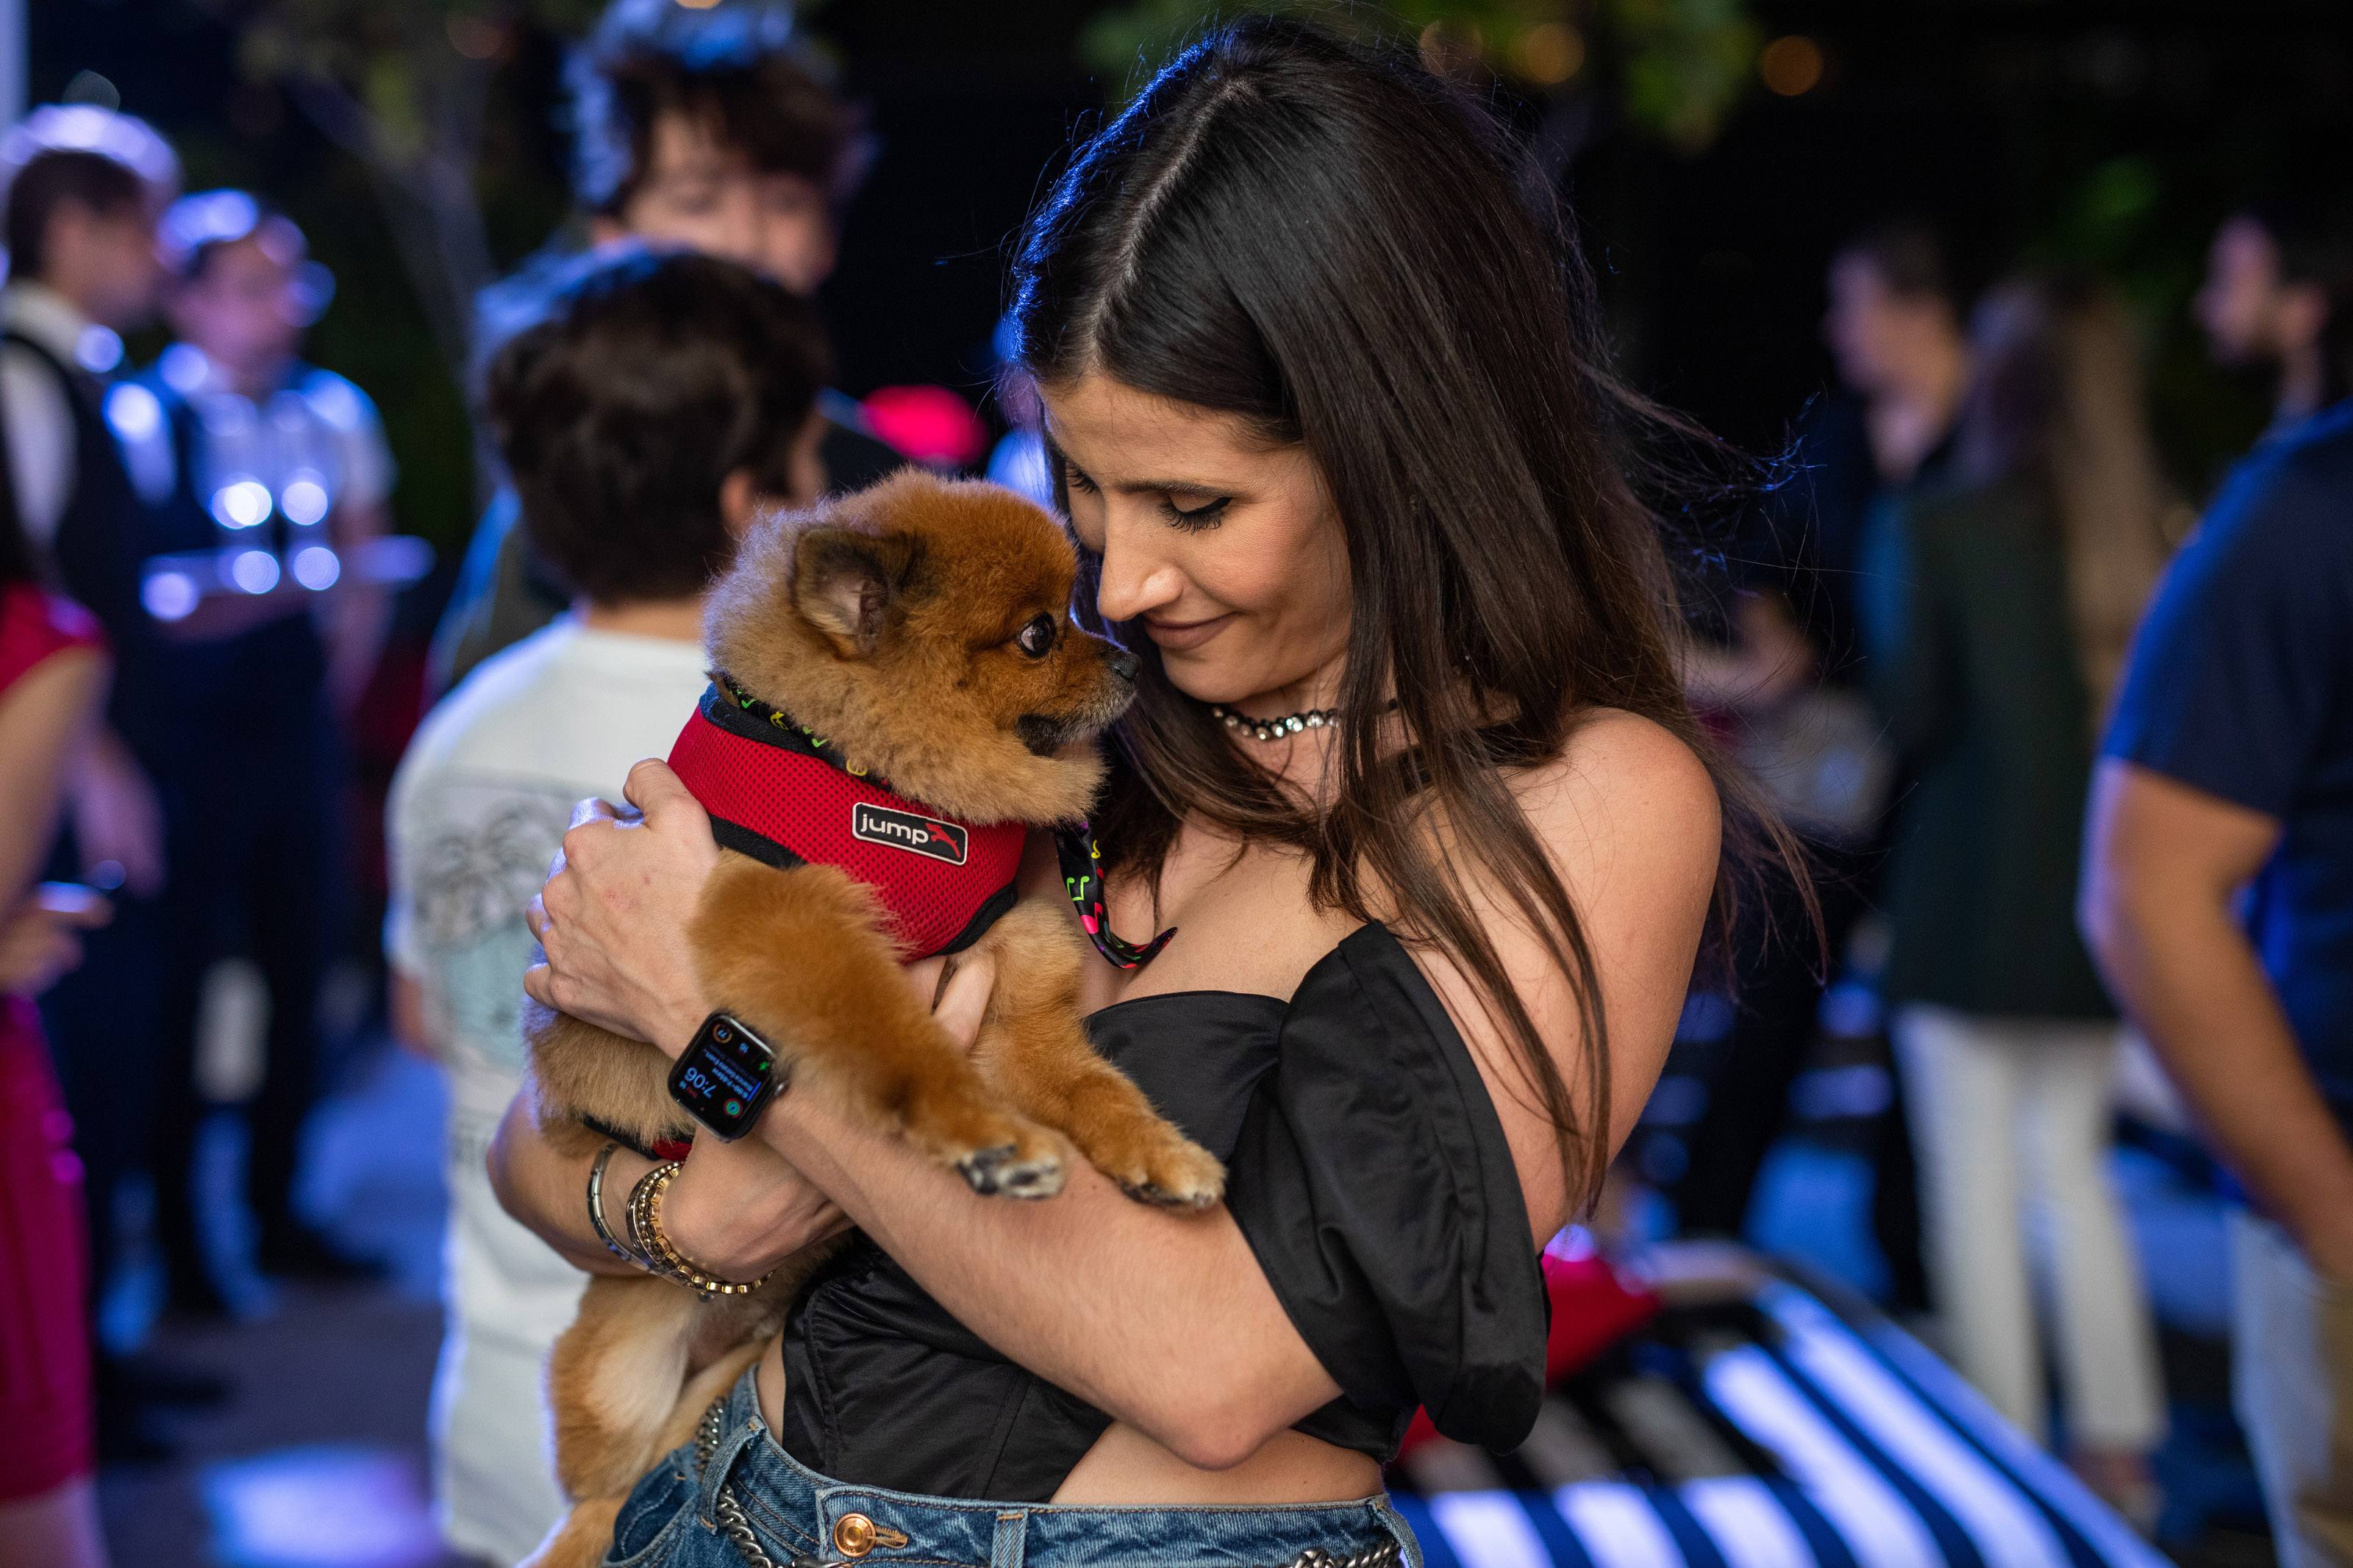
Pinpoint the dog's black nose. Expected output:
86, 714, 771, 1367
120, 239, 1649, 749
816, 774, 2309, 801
1106, 647, 1140, 684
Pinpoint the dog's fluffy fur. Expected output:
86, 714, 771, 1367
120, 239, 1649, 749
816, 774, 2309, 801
516, 472, 1224, 1568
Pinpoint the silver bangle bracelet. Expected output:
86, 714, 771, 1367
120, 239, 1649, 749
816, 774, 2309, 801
587, 1141, 647, 1270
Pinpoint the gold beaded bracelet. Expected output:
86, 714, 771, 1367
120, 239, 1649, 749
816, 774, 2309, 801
629, 1160, 776, 1300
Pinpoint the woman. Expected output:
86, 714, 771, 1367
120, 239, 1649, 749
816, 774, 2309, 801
493, 21, 1774, 1564
1857, 274, 2173, 1513
0, 493, 113, 1564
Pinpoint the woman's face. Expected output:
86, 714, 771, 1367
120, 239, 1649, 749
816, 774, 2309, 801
1040, 373, 1352, 712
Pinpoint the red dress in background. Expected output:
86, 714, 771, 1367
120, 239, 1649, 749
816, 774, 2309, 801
0, 580, 103, 1501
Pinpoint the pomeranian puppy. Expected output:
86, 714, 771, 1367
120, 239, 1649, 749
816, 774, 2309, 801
517, 470, 1224, 1568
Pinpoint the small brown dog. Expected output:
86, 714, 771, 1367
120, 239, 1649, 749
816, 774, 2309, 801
517, 471, 1224, 1568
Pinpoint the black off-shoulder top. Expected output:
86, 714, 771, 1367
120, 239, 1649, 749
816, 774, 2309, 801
773, 922, 1549, 1501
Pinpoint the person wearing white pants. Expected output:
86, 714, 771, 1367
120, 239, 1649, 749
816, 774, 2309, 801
1856, 276, 2175, 1511
1892, 1007, 2165, 1457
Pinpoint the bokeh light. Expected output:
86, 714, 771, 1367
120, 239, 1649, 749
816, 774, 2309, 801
142, 570, 199, 623
1511, 23, 1587, 87
230, 549, 282, 595
293, 546, 343, 591
444, 15, 504, 60
1760, 35, 1827, 97
211, 478, 274, 530
282, 473, 331, 526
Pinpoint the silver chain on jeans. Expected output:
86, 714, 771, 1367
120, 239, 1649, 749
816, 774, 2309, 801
699, 1397, 793, 1568
690, 1396, 1402, 1568
1290, 1548, 1402, 1568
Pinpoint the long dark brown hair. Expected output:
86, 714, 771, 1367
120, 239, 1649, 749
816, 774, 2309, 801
1955, 273, 2174, 721
1011, 18, 1799, 1210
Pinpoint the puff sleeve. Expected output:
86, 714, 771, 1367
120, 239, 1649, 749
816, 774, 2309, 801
1225, 923, 1549, 1453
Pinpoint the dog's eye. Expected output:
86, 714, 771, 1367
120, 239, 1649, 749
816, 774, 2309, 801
1015, 614, 1057, 659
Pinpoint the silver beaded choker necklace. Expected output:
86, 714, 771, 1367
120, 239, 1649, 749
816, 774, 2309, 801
1210, 704, 1340, 742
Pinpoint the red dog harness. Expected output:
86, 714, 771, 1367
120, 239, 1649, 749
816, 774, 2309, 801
620, 678, 1170, 1163
668, 676, 1174, 969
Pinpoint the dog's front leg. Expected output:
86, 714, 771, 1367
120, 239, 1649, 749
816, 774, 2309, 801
974, 901, 1225, 1210
689, 853, 1071, 1197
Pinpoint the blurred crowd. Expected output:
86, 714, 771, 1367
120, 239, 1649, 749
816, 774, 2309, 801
0, 3, 2348, 1566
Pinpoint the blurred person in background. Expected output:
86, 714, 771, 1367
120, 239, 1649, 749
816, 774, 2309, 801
0, 103, 218, 1459
101, 189, 398, 1315
2085, 207, 2353, 1568
1860, 274, 2171, 1514
428, 0, 895, 695
1674, 220, 1971, 1310
2196, 198, 2352, 435
385, 249, 827, 1567
0, 444, 113, 1568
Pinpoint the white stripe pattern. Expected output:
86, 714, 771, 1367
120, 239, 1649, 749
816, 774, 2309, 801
1703, 1345, 1944, 1568
1429, 1491, 1560, 1568
1681, 1476, 1821, 1568
1760, 1287, 2071, 1568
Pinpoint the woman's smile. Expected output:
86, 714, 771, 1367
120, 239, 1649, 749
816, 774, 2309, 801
1040, 373, 1353, 713
1140, 612, 1234, 653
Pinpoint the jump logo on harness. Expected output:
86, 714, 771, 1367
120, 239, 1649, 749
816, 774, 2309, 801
851, 802, 969, 866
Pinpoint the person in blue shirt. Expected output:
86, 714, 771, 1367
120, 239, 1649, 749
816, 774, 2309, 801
2082, 203, 2353, 1568
2196, 199, 2352, 434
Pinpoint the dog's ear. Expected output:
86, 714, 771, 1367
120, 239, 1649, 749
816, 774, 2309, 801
793, 527, 922, 656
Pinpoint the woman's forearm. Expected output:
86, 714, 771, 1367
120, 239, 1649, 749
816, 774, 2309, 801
487, 1091, 647, 1277
487, 1086, 850, 1281
763, 1086, 1340, 1469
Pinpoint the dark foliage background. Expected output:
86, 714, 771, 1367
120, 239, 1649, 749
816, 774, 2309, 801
26, 0, 2353, 554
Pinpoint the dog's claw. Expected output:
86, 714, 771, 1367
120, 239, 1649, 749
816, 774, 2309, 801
1108, 1137, 1225, 1212
959, 1142, 1065, 1199
1120, 1180, 1221, 1211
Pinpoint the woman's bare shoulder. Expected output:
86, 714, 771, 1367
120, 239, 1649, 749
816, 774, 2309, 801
1515, 707, 1722, 885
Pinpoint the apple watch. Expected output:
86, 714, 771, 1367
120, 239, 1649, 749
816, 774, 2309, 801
668, 1012, 786, 1140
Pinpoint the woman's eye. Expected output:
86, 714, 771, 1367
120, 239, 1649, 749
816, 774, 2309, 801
1160, 495, 1229, 531
1063, 463, 1100, 495
1016, 614, 1057, 658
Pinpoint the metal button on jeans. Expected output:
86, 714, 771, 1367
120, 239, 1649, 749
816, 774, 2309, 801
831, 1513, 908, 1557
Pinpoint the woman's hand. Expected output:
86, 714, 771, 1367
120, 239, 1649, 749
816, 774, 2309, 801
524, 759, 721, 1055
69, 731, 163, 898
486, 1077, 849, 1279
0, 884, 110, 997
657, 1125, 851, 1281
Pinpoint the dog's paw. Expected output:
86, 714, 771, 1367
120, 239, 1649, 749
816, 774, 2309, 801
1110, 1134, 1226, 1212
957, 1138, 1067, 1200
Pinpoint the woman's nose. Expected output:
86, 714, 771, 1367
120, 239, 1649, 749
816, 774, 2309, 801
1093, 518, 1183, 624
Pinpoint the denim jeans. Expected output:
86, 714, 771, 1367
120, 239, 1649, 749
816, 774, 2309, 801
2233, 1210, 2353, 1568
606, 1367, 1421, 1568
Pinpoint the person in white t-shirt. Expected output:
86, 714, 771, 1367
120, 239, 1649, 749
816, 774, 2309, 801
385, 247, 828, 1567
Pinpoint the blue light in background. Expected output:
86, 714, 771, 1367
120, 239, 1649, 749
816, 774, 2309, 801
212, 479, 274, 531
199, 1445, 443, 1568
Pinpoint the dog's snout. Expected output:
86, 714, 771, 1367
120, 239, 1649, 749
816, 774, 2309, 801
1105, 646, 1140, 684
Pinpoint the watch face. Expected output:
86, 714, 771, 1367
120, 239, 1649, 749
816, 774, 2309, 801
670, 1017, 776, 1139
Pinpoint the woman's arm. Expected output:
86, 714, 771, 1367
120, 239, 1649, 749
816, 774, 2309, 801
526, 739, 1718, 1464
1415, 709, 1721, 1239
766, 1064, 1342, 1469
487, 1062, 853, 1282
524, 765, 1338, 1465
0, 645, 108, 901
